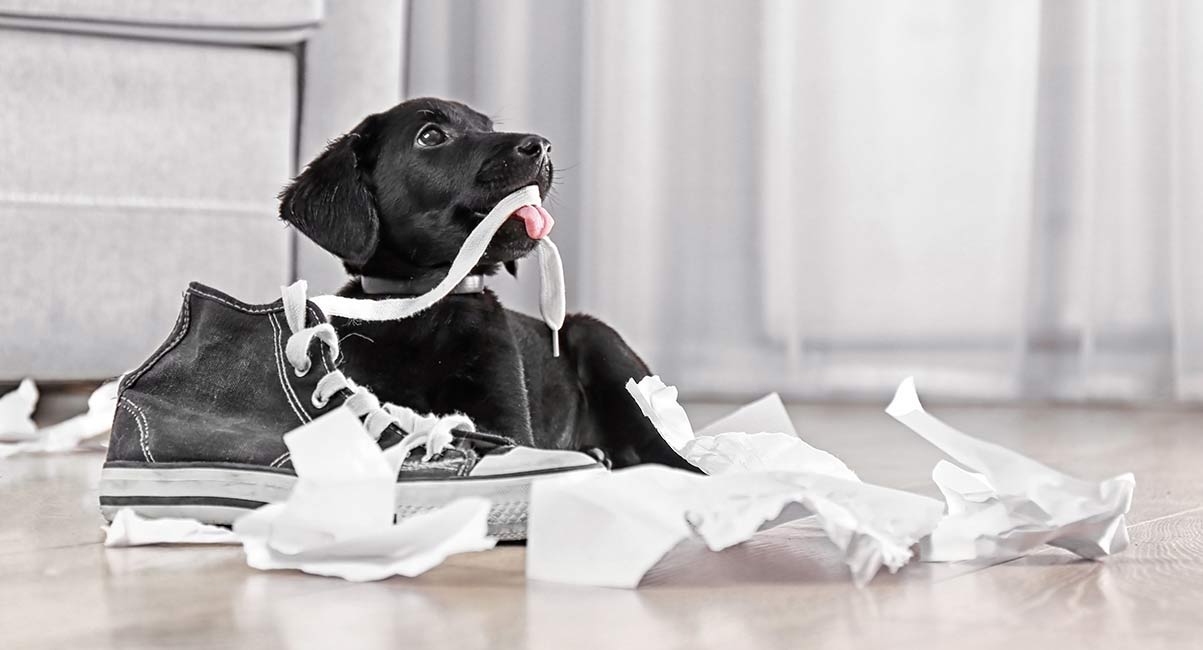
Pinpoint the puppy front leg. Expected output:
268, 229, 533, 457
563, 315, 699, 471
435, 344, 537, 447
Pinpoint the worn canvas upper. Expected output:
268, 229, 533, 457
106, 283, 503, 480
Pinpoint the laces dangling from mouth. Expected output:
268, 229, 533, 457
309, 186, 566, 356
279, 281, 468, 462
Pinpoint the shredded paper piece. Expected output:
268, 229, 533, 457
886, 377, 1135, 562
104, 508, 239, 546
0, 379, 118, 458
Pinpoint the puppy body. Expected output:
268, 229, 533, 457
281, 98, 692, 470
334, 281, 689, 469
335, 282, 572, 449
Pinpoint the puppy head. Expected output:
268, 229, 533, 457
279, 98, 553, 277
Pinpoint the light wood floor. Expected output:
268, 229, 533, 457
2, 401, 1201, 649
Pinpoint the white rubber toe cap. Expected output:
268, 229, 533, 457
468, 447, 602, 477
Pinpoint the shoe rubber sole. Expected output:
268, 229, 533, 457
99, 462, 605, 541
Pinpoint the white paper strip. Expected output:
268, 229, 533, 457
886, 376, 1135, 561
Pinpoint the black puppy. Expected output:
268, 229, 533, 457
280, 97, 692, 470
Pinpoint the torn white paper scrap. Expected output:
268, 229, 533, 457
625, 376, 696, 450
39, 379, 119, 452
103, 508, 239, 547
687, 471, 943, 585
626, 376, 857, 480
238, 498, 495, 581
0, 379, 119, 459
886, 376, 1135, 562
0, 378, 38, 442
697, 392, 797, 438
527, 465, 943, 588
232, 407, 496, 581
528, 466, 696, 588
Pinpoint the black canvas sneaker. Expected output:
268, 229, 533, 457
99, 282, 604, 540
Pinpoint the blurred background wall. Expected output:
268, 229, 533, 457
3, 0, 1202, 404
406, 0, 1203, 403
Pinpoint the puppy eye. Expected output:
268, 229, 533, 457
416, 125, 449, 147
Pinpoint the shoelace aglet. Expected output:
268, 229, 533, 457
552, 329, 560, 358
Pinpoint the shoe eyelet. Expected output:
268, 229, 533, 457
294, 361, 311, 378
311, 392, 329, 409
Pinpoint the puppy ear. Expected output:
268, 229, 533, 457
279, 115, 381, 266
504, 261, 519, 277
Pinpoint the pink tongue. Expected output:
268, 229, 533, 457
512, 205, 555, 239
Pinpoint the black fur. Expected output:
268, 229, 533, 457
280, 98, 693, 470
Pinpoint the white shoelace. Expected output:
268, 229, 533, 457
280, 281, 469, 463
310, 186, 567, 356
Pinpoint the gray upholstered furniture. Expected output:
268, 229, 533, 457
0, 0, 403, 380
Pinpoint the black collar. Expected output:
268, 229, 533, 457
359, 274, 486, 297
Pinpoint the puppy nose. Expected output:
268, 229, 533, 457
516, 135, 551, 158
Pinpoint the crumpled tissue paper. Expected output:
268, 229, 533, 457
696, 392, 798, 437
626, 376, 858, 480
0, 379, 118, 458
527, 465, 943, 588
103, 407, 496, 581
526, 377, 944, 588
529, 375, 1135, 588
886, 376, 1135, 562
104, 508, 239, 546
0, 378, 38, 443
234, 407, 497, 581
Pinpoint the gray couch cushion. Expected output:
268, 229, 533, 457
0, 0, 323, 44
0, 30, 295, 212
0, 201, 290, 379
0, 30, 296, 379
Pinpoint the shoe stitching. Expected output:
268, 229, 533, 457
189, 288, 283, 314
306, 305, 334, 374
278, 313, 319, 422
267, 313, 307, 467
125, 296, 191, 389
118, 397, 155, 463
268, 313, 310, 426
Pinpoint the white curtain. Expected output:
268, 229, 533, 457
407, 0, 1203, 402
